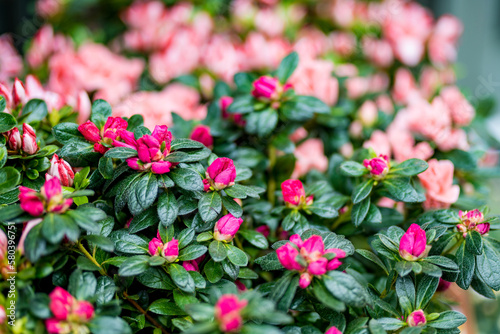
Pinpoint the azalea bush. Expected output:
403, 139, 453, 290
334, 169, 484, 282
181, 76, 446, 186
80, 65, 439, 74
0, 0, 500, 334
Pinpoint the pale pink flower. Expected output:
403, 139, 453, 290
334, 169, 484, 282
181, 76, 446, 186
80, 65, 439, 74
363, 130, 391, 157
428, 15, 463, 67
439, 86, 474, 126
358, 100, 378, 127
362, 37, 393, 68
292, 139, 328, 178
0, 35, 23, 83
330, 32, 357, 57
289, 59, 338, 106
243, 33, 291, 71
255, 8, 285, 38
418, 159, 460, 210
36, 0, 63, 18
293, 28, 330, 60
202, 35, 243, 82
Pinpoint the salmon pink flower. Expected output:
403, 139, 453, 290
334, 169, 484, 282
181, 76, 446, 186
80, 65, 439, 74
277, 234, 346, 288
206, 157, 237, 190
418, 159, 459, 210
214, 294, 247, 333
214, 214, 243, 242
363, 155, 390, 180
399, 224, 429, 261
46, 154, 75, 187
407, 309, 426, 327
281, 179, 313, 208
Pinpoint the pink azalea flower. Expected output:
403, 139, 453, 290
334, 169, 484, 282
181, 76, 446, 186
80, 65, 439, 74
206, 158, 237, 190
46, 154, 75, 187
399, 224, 428, 261
214, 294, 247, 333
407, 309, 426, 327
214, 214, 244, 242
418, 159, 460, 210
281, 179, 313, 208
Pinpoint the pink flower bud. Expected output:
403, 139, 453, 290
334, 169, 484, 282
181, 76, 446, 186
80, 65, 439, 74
0, 230, 6, 261
78, 121, 101, 143
407, 309, 426, 327
47, 154, 75, 187
182, 260, 199, 272
206, 158, 237, 190
299, 272, 313, 288
162, 239, 179, 263
235, 280, 247, 292
256, 225, 270, 238
19, 186, 44, 216
102, 117, 128, 141
127, 158, 150, 171
0, 83, 12, 108
281, 179, 313, 208
45, 319, 70, 334
73, 300, 94, 322
220, 96, 234, 117
6, 127, 22, 151
190, 125, 213, 148
363, 155, 390, 179
93, 143, 108, 154
22, 123, 38, 155
277, 242, 302, 271
325, 326, 342, 334
214, 214, 243, 242
148, 237, 163, 256
437, 278, 451, 292
151, 125, 172, 156
203, 179, 211, 192
215, 294, 247, 333
13, 78, 27, 106
137, 134, 161, 163
151, 161, 172, 174
49, 287, 74, 320
252, 76, 281, 100
459, 209, 484, 225
0, 305, 5, 325
476, 223, 490, 236
114, 129, 138, 149
399, 224, 428, 261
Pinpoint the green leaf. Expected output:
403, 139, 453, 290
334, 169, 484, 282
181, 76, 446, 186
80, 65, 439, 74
98, 157, 114, 179
22, 99, 48, 124
119, 255, 150, 277
351, 197, 370, 227
178, 228, 195, 249
90, 100, 112, 128
352, 179, 374, 204
42, 213, 79, 244
428, 311, 467, 329
224, 184, 248, 199
198, 191, 222, 222
455, 242, 475, 289
309, 200, 339, 219
396, 276, 415, 312
170, 263, 195, 293
355, 249, 388, 275
245, 108, 278, 137
149, 299, 186, 316
239, 230, 269, 249
420, 261, 442, 277
132, 172, 158, 214
323, 271, 369, 308
313, 279, 346, 312
82, 235, 115, 252
170, 168, 204, 191
89, 316, 132, 334
137, 267, 175, 290
395, 261, 413, 277
276, 51, 299, 83
381, 177, 425, 203
0, 167, 21, 194
204, 259, 223, 283
53, 122, 84, 144
221, 196, 243, 218
476, 238, 500, 290
95, 276, 116, 305
424, 256, 459, 271
281, 95, 330, 121
255, 252, 283, 271
465, 231, 483, 255
178, 245, 208, 261
339, 161, 367, 177
171, 138, 205, 150
110, 230, 149, 254
58, 140, 101, 166
365, 204, 382, 224
226, 244, 248, 266
104, 147, 138, 159
226, 95, 254, 114
157, 191, 179, 226
209, 240, 228, 262
390, 159, 428, 176
0, 96, 5, 112
0, 113, 17, 133
68, 270, 97, 300
128, 207, 159, 233
416, 275, 439, 309
375, 318, 405, 331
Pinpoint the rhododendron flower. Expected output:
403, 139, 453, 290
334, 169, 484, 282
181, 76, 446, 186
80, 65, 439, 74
277, 234, 346, 288
252, 75, 291, 101
19, 178, 72, 216
214, 294, 247, 333
281, 179, 313, 208
456, 209, 490, 238
399, 224, 429, 261
206, 158, 237, 190
418, 159, 459, 210
407, 309, 427, 327
78, 117, 128, 154
46, 154, 75, 187
46, 287, 94, 334
358, 100, 378, 127
363, 155, 390, 180
0, 305, 5, 324
190, 125, 213, 148
214, 214, 243, 242
13, 78, 27, 105
325, 326, 342, 334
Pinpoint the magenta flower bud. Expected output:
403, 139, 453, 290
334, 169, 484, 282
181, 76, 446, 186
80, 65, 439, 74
151, 125, 173, 156
214, 214, 243, 242
12, 78, 27, 106
137, 134, 161, 163
235, 280, 247, 292
102, 117, 128, 140
325, 326, 342, 334
476, 223, 490, 235
148, 237, 163, 256
47, 154, 75, 187
203, 179, 210, 192
45, 319, 71, 334
399, 224, 428, 261
277, 243, 302, 271
78, 121, 102, 143
281, 179, 313, 208
114, 129, 138, 149
6, 127, 21, 151
437, 278, 451, 292
151, 161, 172, 174
252, 76, 280, 100
459, 209, 484, 225
182, 260, 199, 272
363, 154, 390, 179
22, 123, 38, 155
206, 157, 237, 190
299, 272, 313, 289
49, 287, 74, 320
256, 225, 270, 238
0, 230, 6, 262
214, 294, 247, 333
162, 239, 179, 263
19, 186, 44, 216
127, 158, 150, 171
93, 142, 107, 154
190, 125, 213, 148
73, 300, 95, 322
220, 96, 233, 117
407, 309, 427, 327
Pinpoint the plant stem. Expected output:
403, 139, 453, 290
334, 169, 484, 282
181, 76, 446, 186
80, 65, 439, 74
77, 241, 107, 276
267, 145, 277, 206
123, 291, 169, 334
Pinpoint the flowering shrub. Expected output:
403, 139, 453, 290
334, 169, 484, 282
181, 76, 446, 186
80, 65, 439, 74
0, 0, 499, 333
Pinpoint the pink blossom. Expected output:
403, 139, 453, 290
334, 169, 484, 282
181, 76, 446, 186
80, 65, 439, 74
293, 28, 329, 60
456, 209, 490, 238
202, 35, 243, 83
407, 309, 427, 327
206, 158, 237, 190
27, 25, 73, 68
49, 287, 74, 320
252, 76, 281, 100
288, 59, 338, 106
292, 139, 328, 178
281, 179, 313, 208
399, 224, 428, 261
255, 8, 285, 38
182, 255, 205, 272
6, 127, 22, 152
73, 301, 95, 322
36, 0, 63, 18
190, 125, 213, 148
358, 100, 378, 127
13, 78, 27, 106
17, 219, 42, 255
46, 154, 75, 187
243, 33, 291, 71
325, 326, 342, 334
437, 278, 452, 292
214, 294, 247, 333
19, 187, 44, 217
78, 121, 101, 143
256, 225, 270, 238
289, 127, 308, 143
162, 239, 179, 263
214, 214, 244, 242
418, 159, 460, 210
277, 234, 346, 288
363, 130, 391, 157
45, 319, 70, 334
330, 32, 356, 57
392, 68, 420, 105
0, 305, 5, 324
439, 86, 474, 126
428, 15, 463, 67
0, 34, 23, 83
19, 178, 73, 216
345, 77, 369, 100
148, 237, 163, 256
362, 37, 394, 68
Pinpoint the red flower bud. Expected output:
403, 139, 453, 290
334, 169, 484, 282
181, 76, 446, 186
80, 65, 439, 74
281, 179, 313, 208
6, 127, 21, 151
